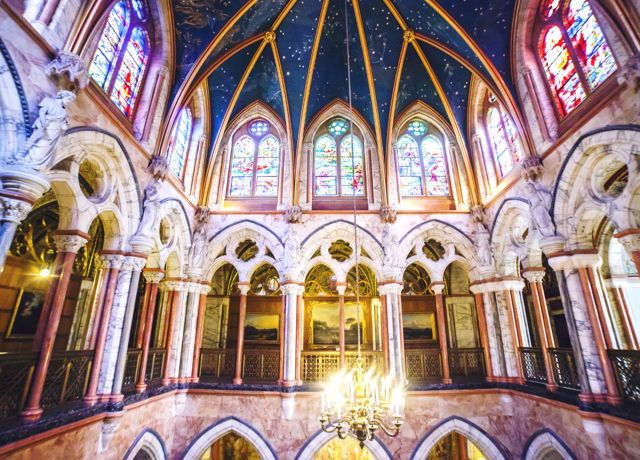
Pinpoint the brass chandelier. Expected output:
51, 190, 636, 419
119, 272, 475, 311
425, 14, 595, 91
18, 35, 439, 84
318, 0, 405, 448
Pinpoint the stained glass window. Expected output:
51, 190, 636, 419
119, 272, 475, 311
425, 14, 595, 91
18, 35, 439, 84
228, 120, 280, 198
169, 108, 193, 179
313, 119, 366, 198
397, 122, 450, 197
485, 94, 524, 177
538, 0, 616, 117
89, 0, 151, 119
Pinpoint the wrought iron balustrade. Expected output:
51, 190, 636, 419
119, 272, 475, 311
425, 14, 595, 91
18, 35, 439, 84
608, 349, 640, 404
405, 349, 442, 382
302, 351, 384, 382
242, 349, 280, 382
40, 350, 93, 409
121, 349, 142, 393
449, 348, 485, 380
144, 348, 165, 385
199, 348, 235, 380
520, 347, 547, 384
548, 348, 580, 390
0, 352, 37, 419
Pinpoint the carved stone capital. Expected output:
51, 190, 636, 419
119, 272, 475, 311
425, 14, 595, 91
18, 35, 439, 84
379, 205, 397, 224
45, 51, 89, 92
470, 205, 486, 224
378, 282, 403, 296
284, 205, 303, 223
163, 280, 186, 292
238, 282, 251, 296
147, 155, 168, 182
614, 229, 640, 254
53, 233, 88, 253
122, 255, 147, 272
281, 282, 303, 296
195, 206, 210, 225
143, 269, 165, 284
521, 155, 545, 183
522, 268, 546, 284
0, 195, 32, 224
100, 253, 125, 270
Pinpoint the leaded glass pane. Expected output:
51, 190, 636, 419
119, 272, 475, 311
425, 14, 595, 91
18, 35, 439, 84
327, 118, 349, 137
501, 108, 525, 164
255, 135, 280, 196
542, 0, 561, 18
249, 120, 270, 137
398, 135, 423, 196
407, 120, 427, 137
314, 135, 338, 196
88, 1, 129, 88
110, 27, 149, 118
340, 135, 365, 196
566, 0, 616, 89
541, 26, 586, 115
229, 136, 256, 197
488, 107, 512, 176
169, 108, 192, 178
131, 0, 146, 20
422, 136, 449, 196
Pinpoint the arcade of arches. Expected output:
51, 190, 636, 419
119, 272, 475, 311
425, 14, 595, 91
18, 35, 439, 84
0, 0, 639, 458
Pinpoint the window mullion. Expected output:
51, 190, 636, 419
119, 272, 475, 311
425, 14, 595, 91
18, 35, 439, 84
419, 141, 427, 196
252, 143, 259, 197
107, 21, 134, 96
337, 140, 342, 197
558, 12, 591, 95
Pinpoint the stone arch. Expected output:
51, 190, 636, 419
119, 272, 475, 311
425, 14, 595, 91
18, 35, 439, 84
523, 429, 577, 460
0, 38, 29, 162
45, 128, 141, 251
123, 428, 168, 460
295, 430, 392, 460
490, 198, 534, 275
391, 100, 472, 208
411, 416, 508, 460
182, 416, 277, 460
551, 126, 640, 250
144, 198, 192, 276
300, 99, 383, 209
208, 100, 292, 207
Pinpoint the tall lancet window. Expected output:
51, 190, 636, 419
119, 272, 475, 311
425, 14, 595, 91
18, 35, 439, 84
228, 120, 280, 197
538, 0, 616, 117
397, 120, 450, 197
88, 0, 151, 118
168, 107, 193, 181
485, 93, 524, 177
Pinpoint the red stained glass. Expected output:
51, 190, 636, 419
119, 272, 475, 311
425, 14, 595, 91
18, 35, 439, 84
88, 1, 128, 88
542, 0, 561, 18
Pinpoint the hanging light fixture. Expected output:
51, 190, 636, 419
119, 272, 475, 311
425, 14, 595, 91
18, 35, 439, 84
318, 0, 405, 447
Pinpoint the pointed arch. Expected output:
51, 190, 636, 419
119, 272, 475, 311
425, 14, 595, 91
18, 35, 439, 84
523, 429, 577, 460
124, 428, 168, 460
411, 416, 508, 460
490, 198, 534, 275
182, 416, 277, 460
295, 430, 392, 460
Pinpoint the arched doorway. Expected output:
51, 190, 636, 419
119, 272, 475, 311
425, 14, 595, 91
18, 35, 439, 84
296, 431, 392, 460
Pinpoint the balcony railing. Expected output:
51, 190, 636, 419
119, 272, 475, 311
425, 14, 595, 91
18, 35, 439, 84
199, 348, 236, 380
144, 348, 165, 386
548, 348, 580, 390
122, 349, 142, 393
302, 351, 384, 382
405, 349, 442, 382
449, 348, 485, 380
519, 347, 547, 384
609, 349, 640, 405
40, 350, 93, 410
242, 349, 280, 382
0, 352, 37, 419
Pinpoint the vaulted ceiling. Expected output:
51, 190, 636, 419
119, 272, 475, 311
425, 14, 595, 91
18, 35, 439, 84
168, 0, 520, 160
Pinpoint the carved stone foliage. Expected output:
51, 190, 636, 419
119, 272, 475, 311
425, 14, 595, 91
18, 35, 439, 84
45, 51, 89, 92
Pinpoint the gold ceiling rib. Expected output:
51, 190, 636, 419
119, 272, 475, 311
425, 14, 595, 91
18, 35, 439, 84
385, 38, 409, 183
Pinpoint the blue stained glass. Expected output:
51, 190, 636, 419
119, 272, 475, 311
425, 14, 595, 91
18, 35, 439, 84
328, 118, 349, 137
169, 108, 192, 179
229, 136, 256, 197
406, 120, 427, 137
398, 135, 423, 196
340, 135, 365, 196
256, 135, 280, 196
249, 120, 270, 137
131, 0, 146, 20
314, 135, 338, 196
422, 136, 449, 196
110, 27, 148, 118
88, 1, 129, 88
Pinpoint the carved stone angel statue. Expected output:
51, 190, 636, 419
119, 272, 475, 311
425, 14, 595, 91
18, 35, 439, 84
525, 181, 556, 238
13, 91, 76, 170
282, 225, 300, 273
189, 219, 208, 270
135, 183, 161, 239
474, 221, 493, 267
382, 223, 399, 271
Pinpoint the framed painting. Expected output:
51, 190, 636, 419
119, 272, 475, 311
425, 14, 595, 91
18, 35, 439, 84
311, 301, 365, 347
402, 312, 436, 343
244, 313, 279, 343
6, 289, 46, 339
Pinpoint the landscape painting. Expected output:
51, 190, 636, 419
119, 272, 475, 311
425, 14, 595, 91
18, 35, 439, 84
312, 302, 364, 346
6, 289, 45, 339
244, 313, 279, 343
402, 312, 436, 342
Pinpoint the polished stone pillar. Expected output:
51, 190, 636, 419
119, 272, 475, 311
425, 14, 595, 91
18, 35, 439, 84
84, 253, 124, 406
522, 268, 557, 391
161, 280, 186, 385
295, 291, 304, 384
503, 284, 526, 384
191, 283, 211, 382
233, 283, 250, 384
432, 282, 451, 384
135, 270, 164, 393
337, 283, 347, 368
472, 293, 494, 380
21, 233, 87, 422
111, 256, 147, 401
180, 282, 202, 382
135, 282, 151, 349
281, 282, 302, 386
605, 278, 638, 350
379, 292, 390, 372
379, 282, 404, 381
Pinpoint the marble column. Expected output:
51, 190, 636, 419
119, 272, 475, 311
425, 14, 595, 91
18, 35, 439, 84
522, 268, 557, 391
84, 253, 124, 406
135, 282, 151, 348
379, 292, 390, 372
233, 283, 250, 385
21, 233, 88, 422
337, 283, 347, 368
472, 293, 494, 380
615, 229, 640, 274
546, 250, 620, 404
295, 291, 304, 384
161, 280, 186, 385
281, 282, 302, 386
379, 282, 404, 382
180, 282, 202, 382
503, 283, 526, 384
605, 278, 638, 350
135, 270, 164, 393
432, 282, 451, 384
111, 256, 147, 401
191, 283, 211, 382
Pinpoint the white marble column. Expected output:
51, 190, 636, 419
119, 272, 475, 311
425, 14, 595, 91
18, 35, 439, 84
179, 282, 203, 380
165, 281, 188, 382
379, 282, 404, 382
281, 283, 303, 385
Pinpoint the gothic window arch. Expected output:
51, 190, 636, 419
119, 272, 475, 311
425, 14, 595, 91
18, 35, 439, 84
313, 117, 366, 201
484, 93, 525, 177
88, 0, 152, 119
227, 119, 281, 198
396, 119, 450, 197
537, 0, 617, 117
168, 106, 194, 183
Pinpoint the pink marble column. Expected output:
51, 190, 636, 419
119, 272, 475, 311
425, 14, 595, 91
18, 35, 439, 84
135, 270, 164, 393
278, 294, 286, 383
473, 293, 494, 381
336, 283, 347, 368
21, 233, 88, 422
432, 283, 451, 384
379, 292, 390, 372
233, 283, 250, 385
295, 292, 303, 384
161, 281, 184, 385
84, 253, 124, 406
135, 282, 151, 349
608, 283, 638, 350
504, 287, 526, 385
191, 284, 211, 382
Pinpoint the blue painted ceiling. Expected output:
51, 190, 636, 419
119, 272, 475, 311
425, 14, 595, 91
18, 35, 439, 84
169, 0, 518, 159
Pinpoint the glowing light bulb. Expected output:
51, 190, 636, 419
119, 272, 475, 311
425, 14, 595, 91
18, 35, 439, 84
39, 267, 51, 278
